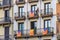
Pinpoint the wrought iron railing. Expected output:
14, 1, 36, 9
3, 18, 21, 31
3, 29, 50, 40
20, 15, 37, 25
27, 11, 39, 18
0, 17, 11, 22
0, 0, 12, 7
15, 12, 26, 18
41, 8, 53, 15
14, 27, 54, 37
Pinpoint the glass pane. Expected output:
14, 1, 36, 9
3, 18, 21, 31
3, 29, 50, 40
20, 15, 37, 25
19, 8, 21, 17
45, 21, 47, 28
49, 4, 51, 12
19, 24, 21, 31
45, 3, 51, 14
21, 8, 24, 16
31, 5, 36, 12
34, 22, 37, 27
48, 21, 51, 27
46, 4, 47, 13
31, 6, 34, 12
19, 7, 24, 17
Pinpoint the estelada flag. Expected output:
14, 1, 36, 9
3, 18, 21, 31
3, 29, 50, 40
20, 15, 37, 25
29, 11, 34, 17
42, 28, 48, 35
17, 30, 21, 37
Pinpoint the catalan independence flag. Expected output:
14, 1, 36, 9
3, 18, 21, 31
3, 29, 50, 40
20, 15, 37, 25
42, 28, 48, 35
17, 30, 21, 37
29, 11, 34, 17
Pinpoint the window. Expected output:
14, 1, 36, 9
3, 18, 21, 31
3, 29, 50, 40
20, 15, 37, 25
5, 27, 9, 40
19, 6, 24, 17
18, 23, 24, 35
5, 10, 10, 21
44, 19, 51, 28
30, 21, 37, 34
44, 2, 51, 14
3, 0, 11, 5
31, 5, 37, 12
44, 19, 51, 32
31, 21, 37, 29
5, 10, 9, 17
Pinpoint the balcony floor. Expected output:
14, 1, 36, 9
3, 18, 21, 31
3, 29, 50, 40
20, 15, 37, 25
15, 32, 54, 39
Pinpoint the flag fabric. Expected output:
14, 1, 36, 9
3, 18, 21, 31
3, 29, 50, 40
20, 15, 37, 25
42, 28, 48, 35
17, 30, 21, 37
30, 29, 34, 36
29, 11, 34, 17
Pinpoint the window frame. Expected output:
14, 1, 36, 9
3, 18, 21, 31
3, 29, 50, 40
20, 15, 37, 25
18, 6, 24, 17
18, 22, 24, 34
44, 2, 51, 14
30, 21, 37, 29
44, 19, 51, 28
31, 5, 37, 12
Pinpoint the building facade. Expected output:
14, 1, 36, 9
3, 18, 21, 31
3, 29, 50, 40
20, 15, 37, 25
13, 0, 59, 40
0, 0, 13, 40
0, 0, 60, 40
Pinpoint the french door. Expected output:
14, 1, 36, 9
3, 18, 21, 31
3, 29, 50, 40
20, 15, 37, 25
44, 20, 51, 32
19, 7, 24, 17
5, 27, 9, 40
18, 23, 24, 35
5, 10, 9, 22
44, 3, 51, 14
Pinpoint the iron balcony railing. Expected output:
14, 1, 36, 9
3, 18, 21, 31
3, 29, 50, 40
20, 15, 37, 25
0, 17, 11, 23
27, 11, 39, 18
0, 17, 11, 22
41, 8, 53, 17
14, 27, 54, 38
15, 12, 26, 19
41, 8, 53, 15
0, 0, 12, 7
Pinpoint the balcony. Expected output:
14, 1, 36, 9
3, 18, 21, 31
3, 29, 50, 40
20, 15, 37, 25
16, 0, 25, 5
27, 11, 39, 19
0, 17, 12, 25
15, 12, 26, 21
0, 35, 12, 40
14, 27, 54, 38
0, 0, 12, 8
41, 8, 53, 18
28, 0, 38, 3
